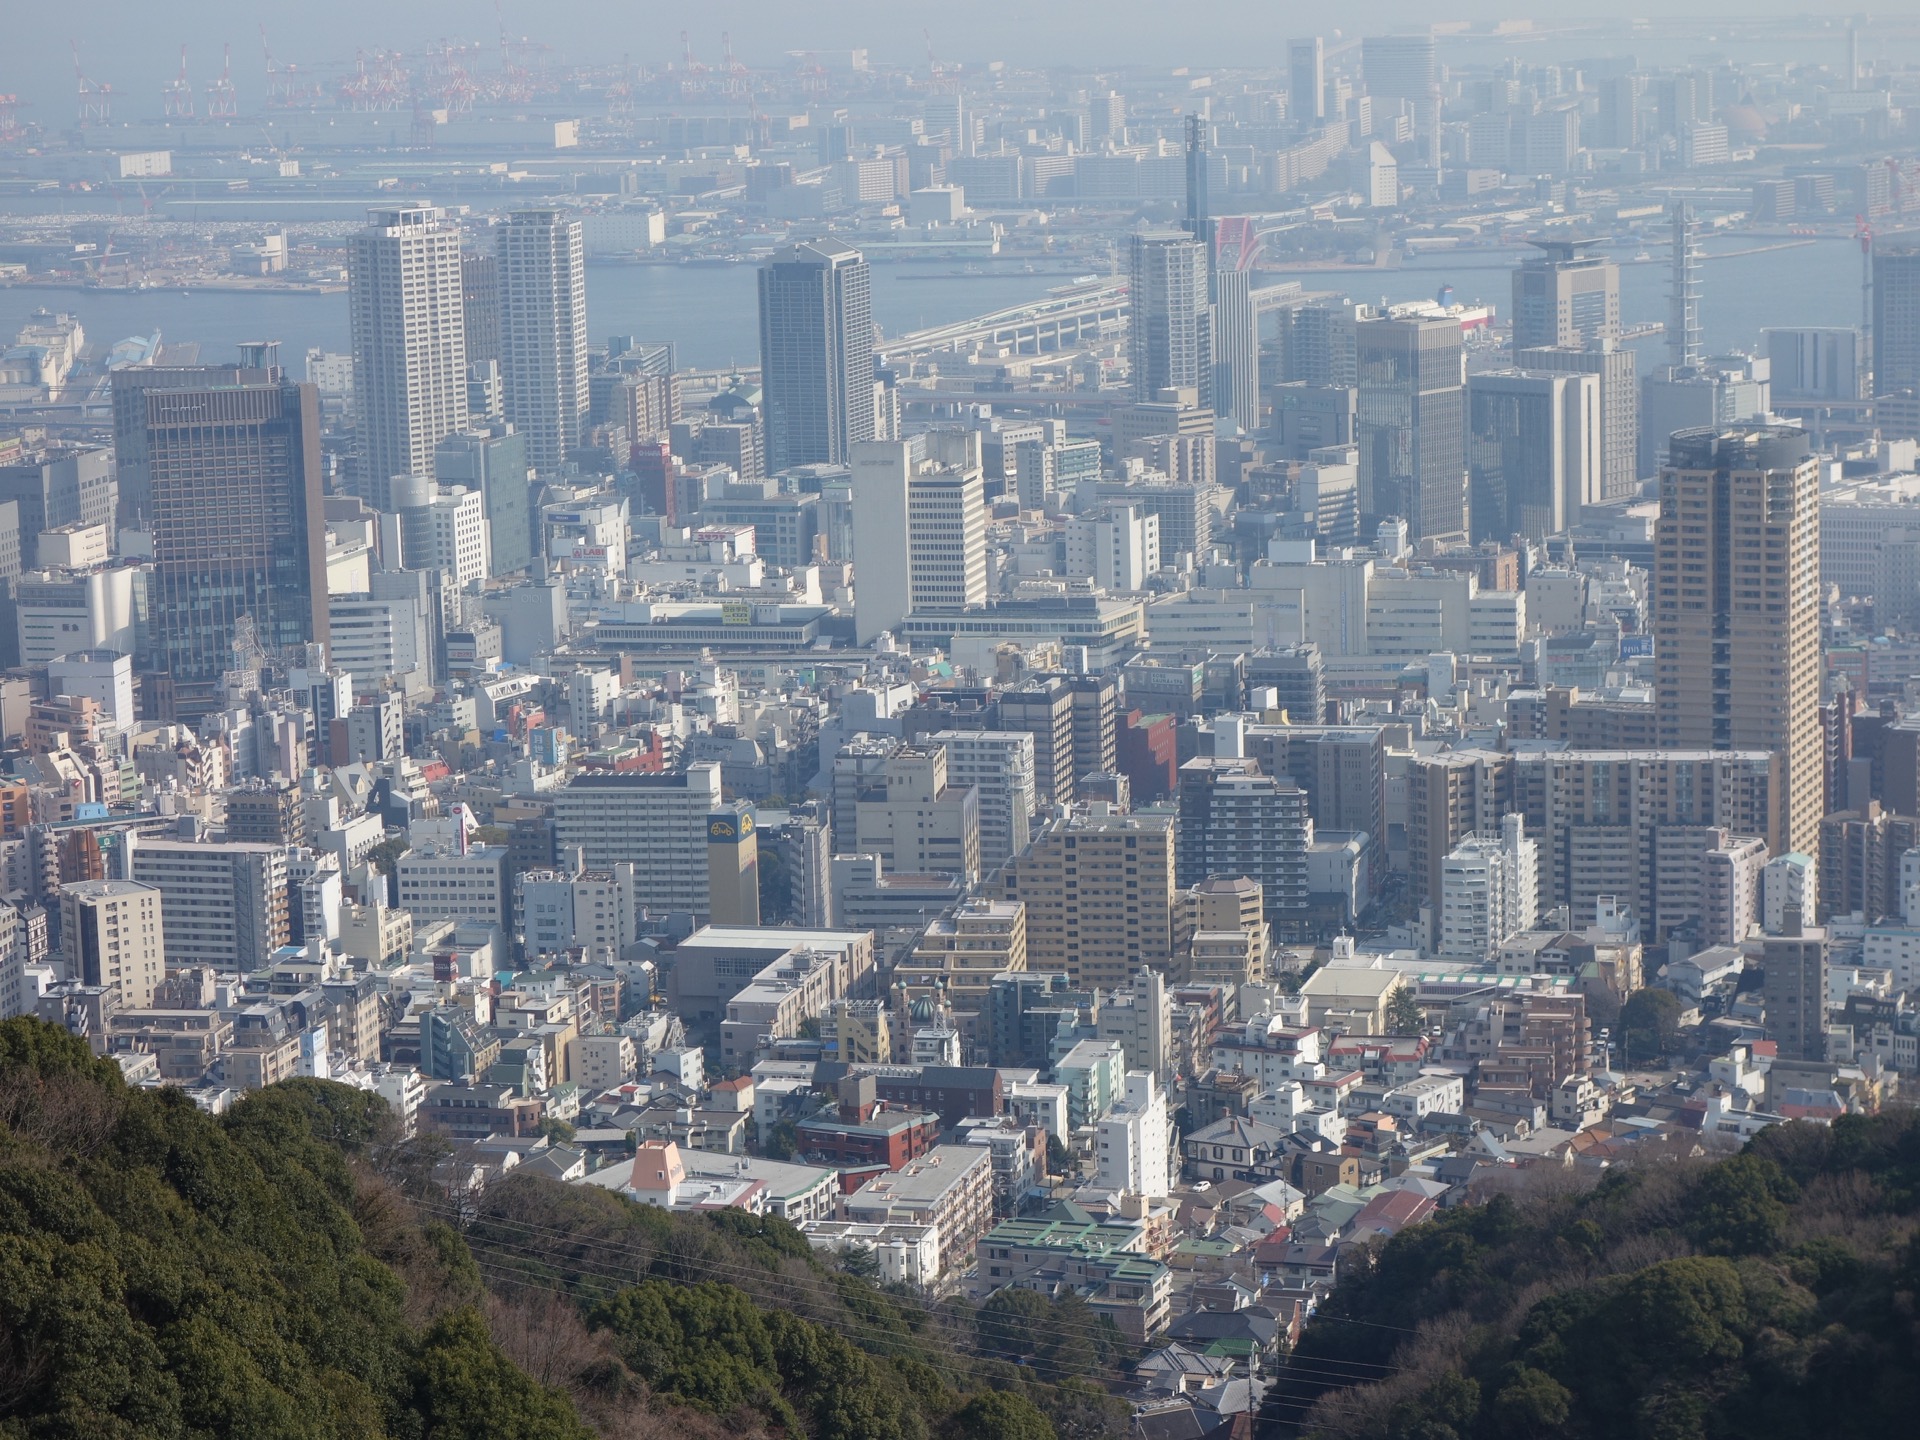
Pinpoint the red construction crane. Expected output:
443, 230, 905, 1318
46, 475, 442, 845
163, 45, 194, 121
204, 43, 237, 120
72, 40, 112, 125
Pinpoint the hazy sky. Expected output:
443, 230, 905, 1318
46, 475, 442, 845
9, 1, 1855, 125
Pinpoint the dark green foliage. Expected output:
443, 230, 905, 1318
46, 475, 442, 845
1272, 1109, 1920, 1440
1619, 987, 1682, 1061
947, 1390, 1057, 1440
1, 1017, 1136, 1440
0, 1017, 588, 1440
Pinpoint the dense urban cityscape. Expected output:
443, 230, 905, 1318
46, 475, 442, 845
3, 6, 1920, 1438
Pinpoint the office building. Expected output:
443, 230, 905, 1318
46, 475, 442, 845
1212, 268, 1260, 432
1765, 328, 1863, 403
460, 248, 501, 367
395, 845, 511, 930
1511, 240, 1621, 351
1000, 810, 1178, 991
1873, 243, 1920, 402
1467, 369, 1601, 543
932, 731, 1036, 873
1653, 427, 1823, 857
434, 427, 534, 577
1356, 315, 1468, 540
849, 432, 987, 642
1129, 231, 1213, 408
497, 209, 588, 472
60, 880, 164, 1011
349, 205, 469, 510
758, 240, 876, 471
850, 747, 982, 884
113, 362, 271, 523
128, 839, 290, 971
1289, 37, 1326, 125
141, 365, 328, 717
391, 475, 489, 586
551, 764, 758, 922
1515, 343, 1640, 502
1362, 32, 1440, 166
1177, 757, 1313, 938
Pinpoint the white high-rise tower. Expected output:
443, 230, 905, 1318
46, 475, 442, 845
349, 205, 468, 511
498, 209, 589, 473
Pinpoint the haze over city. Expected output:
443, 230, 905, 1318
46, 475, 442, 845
1, 6, 1920, 1440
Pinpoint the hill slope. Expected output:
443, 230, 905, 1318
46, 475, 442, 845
0, 1018, 1131, 1440
1271, 1112, 1920, 1440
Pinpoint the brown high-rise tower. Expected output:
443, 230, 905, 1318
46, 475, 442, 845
1653, 426, 1822, 856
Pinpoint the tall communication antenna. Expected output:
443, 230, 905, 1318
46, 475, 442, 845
1668, 201, 1703, 370
1858, 215, 1875, 398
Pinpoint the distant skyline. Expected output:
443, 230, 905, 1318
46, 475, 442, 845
10, 2, 1902, 127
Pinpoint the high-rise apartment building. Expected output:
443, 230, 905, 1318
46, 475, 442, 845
349, 205, 469, 510
141, 365, 328, 717
1176, 757, 1313, 938
1211, 269, 1260, 433
1653, 427, 1823, 857
1762, 909, 1828, 1062
851, 746, 982, 884
1466, 369, 1601, 543
998, 678, 1077, 811
1437, 816, 1539, 961
999, 809, 1178, 992
758, 240, 876, 471
497, 209, 588, 472
1356, 315, 1468, 540
1129, 231, 1213, 408
1288, 38, 1326, 124
1511, 240, 1621, 351
60, 880, 164, 1011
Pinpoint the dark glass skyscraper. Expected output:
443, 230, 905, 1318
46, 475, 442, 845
758, 240, 876, 472
1873, 242, 1920, 400
1356, 315, 1467, 540
142, 361, 328, 717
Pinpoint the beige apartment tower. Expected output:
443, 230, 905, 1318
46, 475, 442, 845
999, 809, 1177, 990
1653, 427, 1822, 856
60, 880, 165, 1011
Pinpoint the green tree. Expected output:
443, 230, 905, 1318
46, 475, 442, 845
1045, 1133, 1073, 1178
1687, 1152, 1796, 1256
410, 1308, 596, 1440
1490, 1365, 1572, 1439
841, 1243, 883, 1280
1620, 987, 1682, 1062
976, 1287, 1051, 1364
949, 1389, 1058, 1440
765, 1118, 801, 1161
1387, 985, 1425, 1037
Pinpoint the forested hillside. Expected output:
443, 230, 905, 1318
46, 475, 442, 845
0, 1018, 1130, 1440
1271, 1111, 1920, 1440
